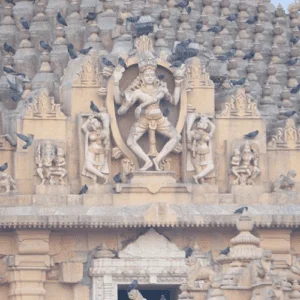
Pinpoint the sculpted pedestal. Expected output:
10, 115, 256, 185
230, 185, 265, 203
35, 184, 71, 195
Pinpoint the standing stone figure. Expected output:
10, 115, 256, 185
113, 35, 185, 171
186, 113, 216, 184
81, 110, 110, 184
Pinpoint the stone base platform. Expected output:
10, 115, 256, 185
114, 171, 191, 194
230, 185, 265, 204
36, 184, 71, 195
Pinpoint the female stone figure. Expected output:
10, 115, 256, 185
113, 36, 185, 171
186, 113, 216, 184
81, 110, 110, 184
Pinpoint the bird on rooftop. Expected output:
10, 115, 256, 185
244, 130, 259, 139
234, 206, 248, 214
0, 163, 8, 172
79, 184, 88, 195
219, 247, 230, 255
4, 42, 16, 55
20, 17, 30, 30
56, 12, 68, 26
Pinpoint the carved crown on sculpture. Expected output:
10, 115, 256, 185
25, 88, 66, 119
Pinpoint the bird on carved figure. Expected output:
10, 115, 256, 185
217, 48, 236, 62
186, 6, 192, 14
79, 184, 88, 195
113, 173, 122, 183
11, 93, 23, 102
102, 57, 115, 68
219, 247, 230, 255
20, 17, 30, 30
0, 163, 8, 172
56, 12, 68, 26
226, 13, 238, 22
178, 39, 192, 48
157, 73, 165, 81
163, 108, 170, 117
230, 78, 246, 86
244, 130, 259, 139
4, 42, 16, 55
207, 24, 223, 33
196, 22, 203, 32
67, 45, 77, 59
243, 50, 255, 61
5, 0, 16, 5
7, 78, 21, 94
160, 295, 167, 300
284, 110, 297, 118
127, 280, 139, 292
79, 47, 92, 55
126, 16, 140, 23
290, 84, 300, 94
234, 206, 248, 214
290, 36, 299, 45
175, 0, 189, 8
90, 101, 100, 113
67, 43, 74, 51
118, 57, 127, 69
15, 133, 34, 149
84, 12, 99, 23
185, 247, 193, 258
3, 66, 16, 74
286, 58, 298, 66
40, 41, 52, 52
170, 60, 183, 68
246, 15, 258, 25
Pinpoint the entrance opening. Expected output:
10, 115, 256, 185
118, 285, 179, 300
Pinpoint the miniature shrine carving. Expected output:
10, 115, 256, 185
273, 170, 297, 192
111, 35, 186, 171
230, 142, 261, 185
35, 141, 67, 185
81, 109, 110, 184
186, 112, 216, 184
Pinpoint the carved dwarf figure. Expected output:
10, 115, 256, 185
81, 110, 110, 184
113, 35, 185, 171
0, 170, 17, 193
231, 142, 261, 185
273, 170, 297, 192
35, 141, 67, 185
186, 113, 216, 184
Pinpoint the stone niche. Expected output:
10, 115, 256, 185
90, 228, 188, 300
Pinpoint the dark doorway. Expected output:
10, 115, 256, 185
118, 285, 178, 300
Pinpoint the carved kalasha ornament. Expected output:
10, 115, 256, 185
35, 141, 67, 185
268, 119, 300, 150
220, 88, 261, 118
81, 109, 110, 184
25, 88, 66, 119
230, 142, 261, 185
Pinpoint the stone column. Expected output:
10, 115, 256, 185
8, 230, 51, 300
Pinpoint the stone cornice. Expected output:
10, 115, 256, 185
0, 204, 299, 229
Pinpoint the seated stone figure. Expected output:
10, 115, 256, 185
127, 289, 147, 300
273, 170, 296, 192
0, 171, 17, 193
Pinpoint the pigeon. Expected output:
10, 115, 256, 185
79, 47, 92, 55
291, 84, 300, 94
3, 66, 16, 74
5, 0, 16, 5
186, 6, 192, 14
185, 247, 193, 258
11, 93, 22, 102
286, 58, 298, 66
126, 16, 140, 23
234, 206, 248, 214
243, 50, 255, 61
84, 12, 97, 22
67, 43, 74, 51
170, 60, 183, 68
68, 46, 77, 59
157, 73, 165, 80
20, 17, 30, 30
0, 163, 8, 172
56, 12, 68, 26
230, 78, 246, 86
207, 24, 223, 33
178, 39, 192, 48
196, 22, 203, 32
244, 130, 259, 139
40, 41, 52, 52
219, 247, 230, 255
246, 15, 258, 25
226, 13, 238, 22
4, 42, 16, 55
175, 0, 189, 8
118, 57, 127, 69
79, 184, 88, 195
127, 280, 138, 292
290, 36, 299, 45
7, 78, 19, 93
163, 108, 170, 117
15, 133, 34, 149
113, 173, 122, 183
90, 101, 100, 113
102, 57, 115, 68
218, 50, 234, 62
284, 110, 297, 118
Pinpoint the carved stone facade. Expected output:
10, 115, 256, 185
0, 0, 300, 300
